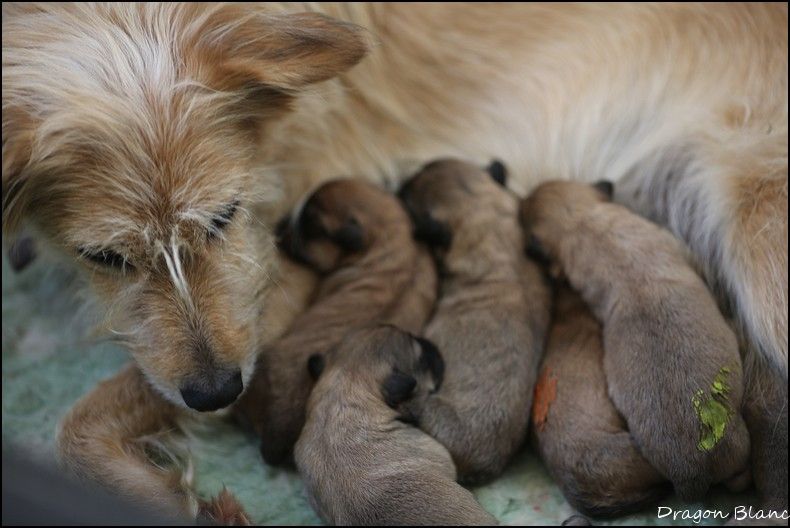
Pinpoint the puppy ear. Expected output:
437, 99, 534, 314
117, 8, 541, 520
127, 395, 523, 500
307, 354, 325, 381
487, 160, 508, 187
332, 217, 365, 252
7, 237, 36, 272
382, 369, 417, 408
413, 213, 453, 250
592, 180, 614, 200
525, 234, 551, 267
209, 9, 369, 91
416, 337, 445, 392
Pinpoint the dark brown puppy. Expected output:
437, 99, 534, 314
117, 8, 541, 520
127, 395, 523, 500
295, 325, 496, 526
234, 179, 437, 465
399, 159, 551, 485
531, 281, 669, 517
521, 180, 749, 501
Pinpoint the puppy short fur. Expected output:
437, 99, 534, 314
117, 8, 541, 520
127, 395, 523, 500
399, 159, 551, 484
295, 325, 496, 526
234, 179, 437, 465
3, 3, 784, 510
521, 180, 750, 500
531, 281, 669, 517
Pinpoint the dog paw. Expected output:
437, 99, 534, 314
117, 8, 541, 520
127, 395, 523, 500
197, 488, 251, 526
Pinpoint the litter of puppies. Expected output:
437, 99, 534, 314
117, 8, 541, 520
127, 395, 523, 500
235, 157, 761, 523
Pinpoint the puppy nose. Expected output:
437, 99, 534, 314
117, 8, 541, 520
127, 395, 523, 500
180, 369, 243, 412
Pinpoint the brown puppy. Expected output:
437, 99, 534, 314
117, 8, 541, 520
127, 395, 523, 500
399, 159, 551, 484
234, 179, 437, 465
295, 325, 496, 526
531, 281, 669, 517
7, 3, 783, 510
521, 180, 750, 500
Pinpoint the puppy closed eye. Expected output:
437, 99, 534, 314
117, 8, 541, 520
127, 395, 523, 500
79, 247, 134, 272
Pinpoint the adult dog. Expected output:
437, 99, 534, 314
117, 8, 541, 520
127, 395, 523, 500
3, 2, 786, 516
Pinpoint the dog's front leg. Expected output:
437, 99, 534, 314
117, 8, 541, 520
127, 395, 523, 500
57, 363, 197, 518
617, 132, 788, 509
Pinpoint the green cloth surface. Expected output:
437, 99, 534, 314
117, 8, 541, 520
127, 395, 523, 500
2, 253, 754, 525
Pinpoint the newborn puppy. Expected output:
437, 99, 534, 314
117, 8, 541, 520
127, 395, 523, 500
399, 159, 551, 484
521, 180, 749, 500
234, 179, 437, 465
532, 281, 669, 516
295, 325, 496, 526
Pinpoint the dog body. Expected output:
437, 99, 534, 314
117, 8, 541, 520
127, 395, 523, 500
295, 325, 496, 526
2, 2, 785, 513
399, 159, 551, 484
522, 180, 750, 500
234, 179, 437, 465
531, 282, 668, 517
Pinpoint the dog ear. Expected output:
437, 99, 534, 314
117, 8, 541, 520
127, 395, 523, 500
331, 217, 365, 252
413, 213, 452, 250
487, 160, 508, 187
307, 354, 325, 381
211, 10, 369, 91
382, 369, 417, 408
525, 234, 551, 266
416, 337, 445, 392
592, 180, 614, 200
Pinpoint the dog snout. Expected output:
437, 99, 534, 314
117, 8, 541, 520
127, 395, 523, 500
179, 368, 243, 412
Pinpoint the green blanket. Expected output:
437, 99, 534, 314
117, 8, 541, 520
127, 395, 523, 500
1, 254, 752, 525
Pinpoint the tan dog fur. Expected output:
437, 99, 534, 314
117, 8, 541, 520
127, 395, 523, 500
521, 180, 750, 500
234, 179, 437, 465
399, 159, 551, 484
531, 282, 668, 517
1, 2, 785, 512
295, 325, 496, 526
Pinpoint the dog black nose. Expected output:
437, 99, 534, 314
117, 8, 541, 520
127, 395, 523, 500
180, 369, 243, 412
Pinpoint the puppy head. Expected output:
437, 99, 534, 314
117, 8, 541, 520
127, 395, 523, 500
520, 180, 613, 277
2, 4, 368, 411
276, 179, 409, 273
316, 325, 444, 419
398, 158, 512, 258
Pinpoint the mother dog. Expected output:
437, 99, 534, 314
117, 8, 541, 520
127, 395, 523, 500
3, 2, 787, 516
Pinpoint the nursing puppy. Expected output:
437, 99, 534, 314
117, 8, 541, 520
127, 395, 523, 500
234, 179, 437, 465
295, 325, 496, 526
4, 2, 784, 510
521, 180, 750, 500
399, 159, 551, 484
531, 281, 668, 517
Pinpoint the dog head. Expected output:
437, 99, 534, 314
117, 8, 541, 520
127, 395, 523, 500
2, 4, 369, 410
276, 179, 409, 273
398, 158, 513, 263
308, 325, 444, 422
520, 180, 613, 277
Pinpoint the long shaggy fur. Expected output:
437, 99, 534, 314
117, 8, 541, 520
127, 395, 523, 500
2, 1, 787, 516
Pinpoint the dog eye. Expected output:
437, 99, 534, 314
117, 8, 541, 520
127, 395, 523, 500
79, 247, 135, 272
208, 199, 240, 238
